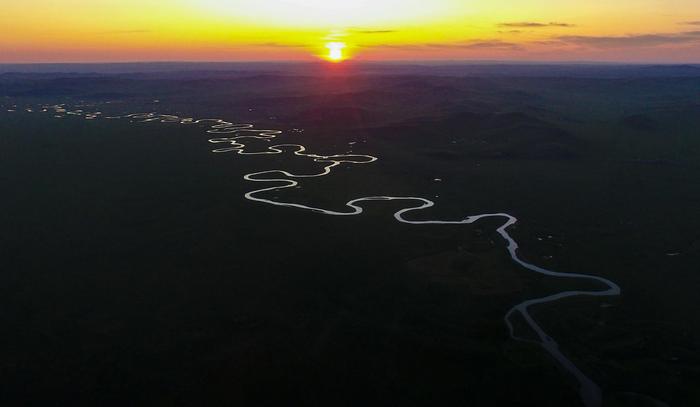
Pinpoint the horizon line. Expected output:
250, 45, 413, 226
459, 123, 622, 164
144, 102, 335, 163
2, 59, 700, 66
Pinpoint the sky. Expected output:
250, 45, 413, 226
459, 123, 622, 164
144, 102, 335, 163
2, 0, 700, 63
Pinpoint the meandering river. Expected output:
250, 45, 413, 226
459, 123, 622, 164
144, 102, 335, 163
33, 104, 622, 407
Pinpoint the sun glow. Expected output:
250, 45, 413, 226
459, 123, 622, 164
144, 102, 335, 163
3, 0, 700, 63
196, 0, 453, 27
326, 42, 346, 62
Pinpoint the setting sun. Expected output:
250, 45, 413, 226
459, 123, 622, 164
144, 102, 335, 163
326, 42, 346, 62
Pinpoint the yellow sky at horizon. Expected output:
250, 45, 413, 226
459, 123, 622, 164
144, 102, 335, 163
2, 0, 700, 62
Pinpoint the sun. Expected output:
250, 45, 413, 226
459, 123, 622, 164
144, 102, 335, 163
326, 42, 346, 62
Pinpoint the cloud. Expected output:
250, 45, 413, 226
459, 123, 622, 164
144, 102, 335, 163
556, 31, 700, 48
366, 40, 523, 51
499, 22, 575, 28
256, 42, 308, 48
368, 30, 700, 54
681, 21, 700, 26
350, 29, 397, 34
531, 40, 567, 47
461, 40, 523, 50
420, 40, 523, 51
98, 30, 152, 35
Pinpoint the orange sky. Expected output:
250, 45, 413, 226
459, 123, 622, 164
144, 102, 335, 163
2, 0, 700, 63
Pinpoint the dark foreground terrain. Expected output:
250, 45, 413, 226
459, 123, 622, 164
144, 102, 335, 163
1, 63, 699, 406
